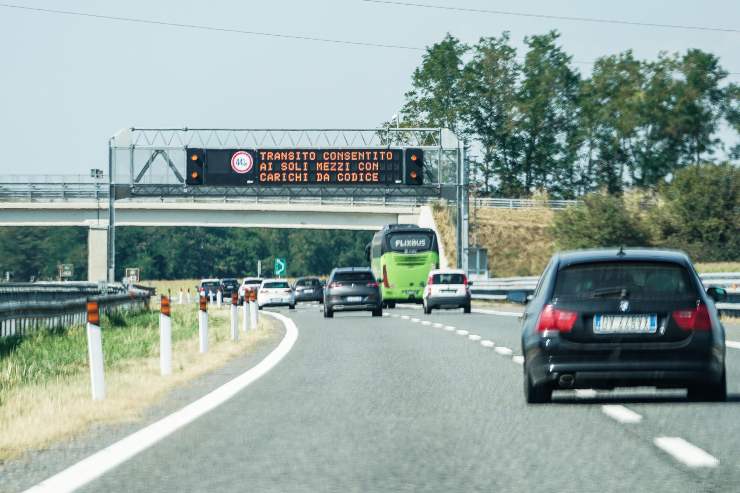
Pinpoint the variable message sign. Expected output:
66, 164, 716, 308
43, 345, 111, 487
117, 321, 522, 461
186, 148, 423, 186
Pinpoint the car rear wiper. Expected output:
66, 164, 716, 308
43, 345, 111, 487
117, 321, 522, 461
590, 287, 629, 298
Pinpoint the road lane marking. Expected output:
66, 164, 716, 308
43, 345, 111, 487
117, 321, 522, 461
24, 310, 299, 493
653, 437, 719, 468
494, 346, 513, 356
727, 340, 740, 349
421, 321, 432, 326
575, 389, 597, 399
468, 334, 481, 341
480, 340, 495, 348
382, 313, 390, 317
401, 315, 410, 320
601, 405, 642, 424
473, 308, 521, 318
512, 355, 524, 365
455, 329, 469, 336
411, 318, 420, 323
444, 325, 456, 331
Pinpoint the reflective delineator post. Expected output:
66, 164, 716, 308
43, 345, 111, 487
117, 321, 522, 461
242, 290, 250, 333
86, 300, 105, 400
217, 289, 223, 308
186, 288, 192, 304
160, 295, 172, 375
209, 291, 215, 304
178, 288, 184, 305
249, 289, 258, 330
199, 295, 208, 353
230, 292, 239, 341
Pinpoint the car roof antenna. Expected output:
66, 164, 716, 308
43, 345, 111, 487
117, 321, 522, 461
617, 245, 626, 257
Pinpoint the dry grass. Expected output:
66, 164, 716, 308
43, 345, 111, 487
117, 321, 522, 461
0, 305, 277, 461
431, 201, 458, 267
695, 262, 740, 274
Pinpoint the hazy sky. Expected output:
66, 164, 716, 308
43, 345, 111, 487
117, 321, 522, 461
1, 0, 738, 176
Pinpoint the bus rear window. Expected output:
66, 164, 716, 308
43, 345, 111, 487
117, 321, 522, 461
388, 233, 433, 253
553, 262, 697, 300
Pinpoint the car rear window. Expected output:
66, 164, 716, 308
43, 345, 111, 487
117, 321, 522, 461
333, 271, 374, 283
296, 278, 320, 287
264, 281, 289, 289
553, 261, 698, 300
202, 282, 219, 289
222, 279, 238, 286
432, 273, 466, 285
244, 278, 262, 285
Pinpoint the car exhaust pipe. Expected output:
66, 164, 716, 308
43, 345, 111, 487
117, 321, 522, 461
558, 374, 575, 388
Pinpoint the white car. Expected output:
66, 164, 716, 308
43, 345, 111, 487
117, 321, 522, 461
423, 269, 471, 314
238, 277, 263, 304
257, 279, 295, 310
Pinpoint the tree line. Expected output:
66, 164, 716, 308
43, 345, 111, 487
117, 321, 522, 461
0, 227, 372, 282
400, 31, 739, 198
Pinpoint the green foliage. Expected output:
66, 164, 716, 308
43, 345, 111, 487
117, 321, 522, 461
551, 192, 649, 250
0, 227, 87, 281
650, 164, 739, 261
399, 32, 739, 198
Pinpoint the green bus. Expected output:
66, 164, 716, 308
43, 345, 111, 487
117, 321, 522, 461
368, 224, 440, 307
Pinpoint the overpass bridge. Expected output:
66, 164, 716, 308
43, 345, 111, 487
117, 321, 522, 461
1, 127, 464, 281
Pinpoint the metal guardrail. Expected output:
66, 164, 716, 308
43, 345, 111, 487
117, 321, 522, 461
470, 273, 740, 316
0, 282, 152, 338
471, 197, 580, 209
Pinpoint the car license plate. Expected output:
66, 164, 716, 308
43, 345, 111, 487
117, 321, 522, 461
403, 290, 417, 295
304, 289, 313, 294
346, 296, 362, 303
270, 298, 281, 303
594, 314, 658, 334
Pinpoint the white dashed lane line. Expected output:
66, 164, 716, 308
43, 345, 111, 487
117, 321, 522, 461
653, 437, 719, 468
455, 329, 469, 336
601, 405, 642, 424
411, 318, 420, 323
433, 323, 444, 328
480, 340, 495, 348
468, 334, 481, 341
494, 346, 513, 356
444, 325, 456, 331
511, 355, 524, 365
401, 315, 410, 320
727, 340, 740, 350
421, 321, 432, 326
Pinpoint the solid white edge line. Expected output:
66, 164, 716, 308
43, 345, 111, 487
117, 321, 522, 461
24, 311, 299, 493
601, 405, 642, 424
726, 340, 740, 349
653, 437, 719, 468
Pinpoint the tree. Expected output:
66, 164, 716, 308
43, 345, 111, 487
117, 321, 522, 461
516, 31, 581, 198
401, 34, 468, 134
551, 192, 649, 250
650, 163, 739, 261
461, 33, 522, 196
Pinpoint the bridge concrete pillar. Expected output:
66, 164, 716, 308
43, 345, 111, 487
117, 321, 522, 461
88, 225, 108, 282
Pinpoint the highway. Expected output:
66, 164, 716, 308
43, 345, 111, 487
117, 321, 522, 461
23, 306, 740, 492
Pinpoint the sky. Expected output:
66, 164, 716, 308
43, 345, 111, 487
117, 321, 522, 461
0, 0, 738, 176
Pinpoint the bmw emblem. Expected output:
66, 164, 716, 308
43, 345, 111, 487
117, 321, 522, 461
619, 300, 630, 313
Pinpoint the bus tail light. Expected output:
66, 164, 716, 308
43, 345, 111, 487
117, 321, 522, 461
367, 281, 379, 288
382, 265, 390, 288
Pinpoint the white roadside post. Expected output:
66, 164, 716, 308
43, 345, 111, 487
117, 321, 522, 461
186, 288, 192, 304
242, 290, 250, 333
209, 290, 215, 305
217, 289, 222, 308
249, 289, 258, 330
159, 295, 172, 376
199, 295, 208, 353
178, 288, 184, 305
85, 300, 105, 400
230, 292, 239, 341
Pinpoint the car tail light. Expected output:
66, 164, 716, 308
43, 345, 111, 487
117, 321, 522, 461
536, 304, 577, 333
382, 265, 390, 288
427, 275, 434, 286
462, 275, 468, 287
329, 282, 342, 288
283, 289, 292, 293
367, 281, 379, 288
672, 304, 711, 331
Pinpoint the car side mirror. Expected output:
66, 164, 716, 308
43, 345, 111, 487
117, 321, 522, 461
706, 286, 727, 303
467, 281, 474, 286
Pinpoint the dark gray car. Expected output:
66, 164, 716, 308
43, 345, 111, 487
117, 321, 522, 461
293, 276, 324, 303
323, 268, 382, 318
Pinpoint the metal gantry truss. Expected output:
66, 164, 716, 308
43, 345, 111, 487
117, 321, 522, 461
111, 127, 462, 198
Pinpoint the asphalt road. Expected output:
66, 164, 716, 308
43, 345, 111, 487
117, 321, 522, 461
42, 305, 740, 492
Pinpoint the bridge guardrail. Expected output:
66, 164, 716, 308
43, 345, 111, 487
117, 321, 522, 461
0, 282, 151, 338
470, 273, 740, 316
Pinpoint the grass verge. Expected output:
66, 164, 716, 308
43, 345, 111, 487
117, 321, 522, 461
0, 304, 277, 461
